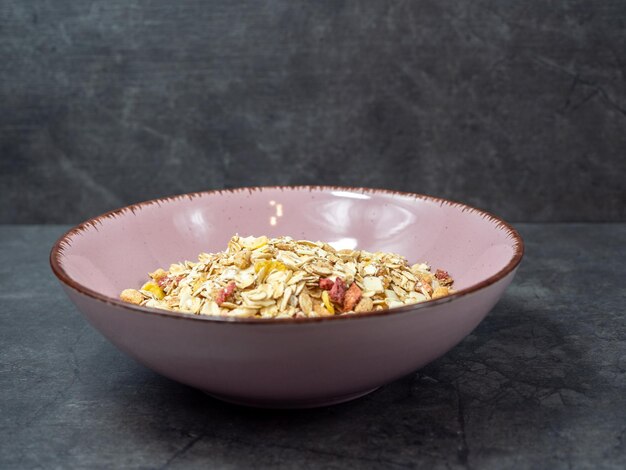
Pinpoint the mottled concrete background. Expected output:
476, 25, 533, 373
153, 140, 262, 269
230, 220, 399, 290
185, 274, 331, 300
1, 1, 625, 223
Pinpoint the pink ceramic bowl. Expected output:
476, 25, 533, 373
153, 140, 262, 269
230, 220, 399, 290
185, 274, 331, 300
50, 186, 523, 408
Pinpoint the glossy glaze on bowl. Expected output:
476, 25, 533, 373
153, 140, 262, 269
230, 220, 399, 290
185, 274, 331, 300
51, 187, 523, 408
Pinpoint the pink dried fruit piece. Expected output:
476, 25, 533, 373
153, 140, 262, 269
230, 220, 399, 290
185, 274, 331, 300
216, 281, 236, 305
435, 269, 454, 286
329, 277, 347, 304
319, 278, 334, 290
157, 274, 185, 289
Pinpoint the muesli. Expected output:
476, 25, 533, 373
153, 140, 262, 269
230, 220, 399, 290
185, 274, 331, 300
120, 235, 454, 318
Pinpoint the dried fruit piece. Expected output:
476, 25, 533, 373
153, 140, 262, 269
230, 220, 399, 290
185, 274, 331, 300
343, 282, 362, 312
321, 290, 335, 314
434, 269, 448, 280
254, 260, 286, 274
157, 274, 184, 290
329, 277, 347, 304
192, 275, 207, 293
435, 269, 454, 286
141, 281, 165, 300
240, 235, 269, 250
216, 281, 236, 305
319, 278, 334, 290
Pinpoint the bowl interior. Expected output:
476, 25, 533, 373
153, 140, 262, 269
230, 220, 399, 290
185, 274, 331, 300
54, 187, 521, 304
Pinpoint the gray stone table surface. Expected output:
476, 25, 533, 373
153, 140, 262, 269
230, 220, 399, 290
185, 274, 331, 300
0, 224, 624, 469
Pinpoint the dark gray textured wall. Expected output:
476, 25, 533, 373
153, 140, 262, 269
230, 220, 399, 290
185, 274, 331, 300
1, 0, 625, 223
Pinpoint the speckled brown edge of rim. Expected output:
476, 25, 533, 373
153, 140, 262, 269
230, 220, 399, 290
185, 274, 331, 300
50, 186, 524, 325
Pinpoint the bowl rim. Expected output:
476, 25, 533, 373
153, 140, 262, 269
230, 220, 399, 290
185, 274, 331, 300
50, 185, 524, 324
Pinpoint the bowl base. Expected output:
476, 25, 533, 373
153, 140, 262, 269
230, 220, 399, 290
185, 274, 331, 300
203, 387, 380, 409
